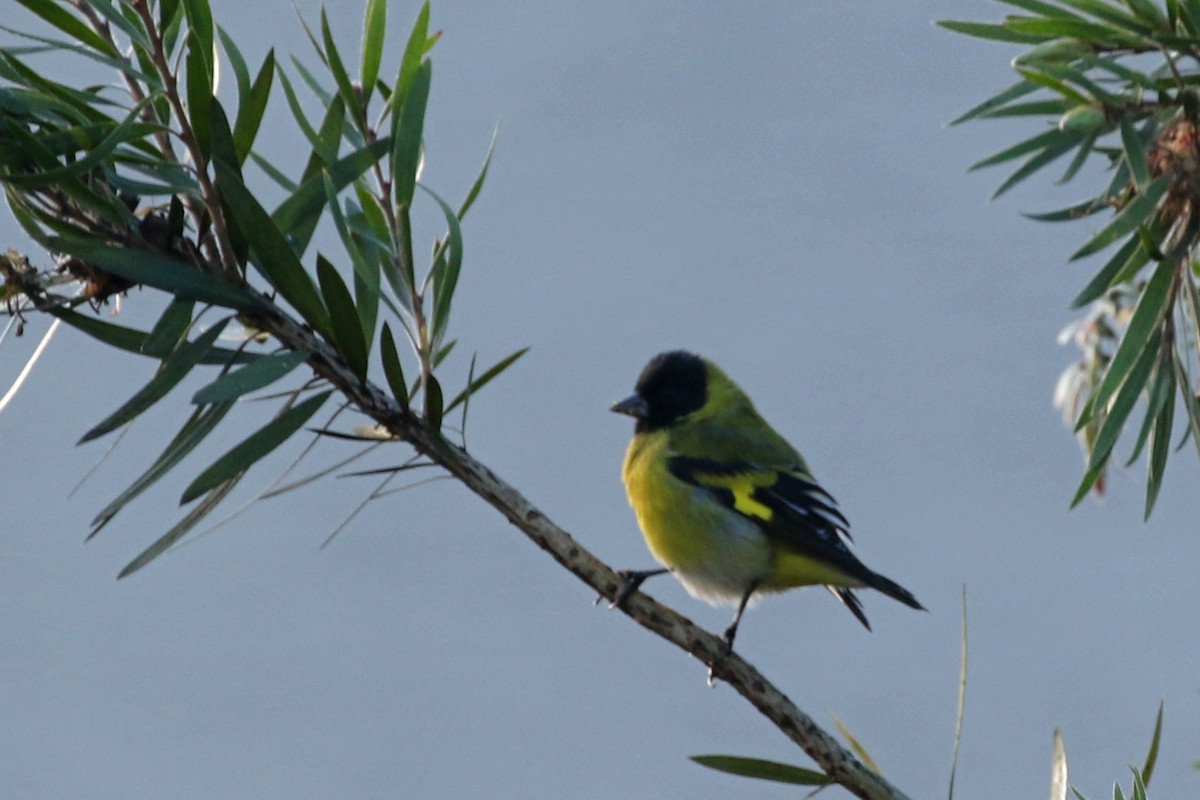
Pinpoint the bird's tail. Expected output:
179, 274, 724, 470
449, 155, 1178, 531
867, 571, 925, 611
829, 586, 872, 630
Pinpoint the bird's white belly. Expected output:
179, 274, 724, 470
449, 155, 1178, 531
649, 507, 772, 607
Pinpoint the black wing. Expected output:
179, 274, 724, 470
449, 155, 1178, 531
667, 456, 871, 583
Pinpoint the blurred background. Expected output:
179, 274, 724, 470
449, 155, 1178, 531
3, 1, 1198, 798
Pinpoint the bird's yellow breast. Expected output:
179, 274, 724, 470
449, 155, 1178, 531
621, 430, 770, 604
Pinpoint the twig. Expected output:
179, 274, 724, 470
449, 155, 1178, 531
240, 299, 914, 800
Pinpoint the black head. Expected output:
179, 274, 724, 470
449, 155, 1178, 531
612, 350, 708, 432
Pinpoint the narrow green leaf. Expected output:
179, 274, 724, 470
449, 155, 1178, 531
1006, 16, 1137, 42
290, 54, 340, 112
949, 80, 1038, 126
459, 352, 477, 440
1121, 118, 1150, 191
47, 238, 262, 310
1101, 157, 1133, 205
303, 88, 346, 174
142, 299, 195, 357
90, 400, 234, 536
293, 3, 329, 66
444, 347, 529, 414
1071, 234, 1146, 308
970, 128, 1073, 172
79, 318, 230, 444
181, 390, 333, 503
1145, 381, 1175, 519
321, 7, 366, 134
360, 0, 387, 102
217, 24, 250, 100
1142, 700, 1164, 787
380, 323, 409, 408
208, 98, 240, 180
992, 136, 1082, 199
1028, 61, 1119, 105
1023, 198, 1108, 222
316, 254, 369, 380
1126, 359, 1173, 466
192, 349, 310, 404
0, 99, 159, 189
424, 373, 443, 431
1086, 328, 1160, 469
249, 152, 298, 192
393, 1, 433, 109
181, 0, 214, 53
353, 183, 392, 245
185, 28, 213, 159
936, 19, 1049, 44
11, 0, 117, 55
234, 49, 275, 162
1070, 456, 1108, 507
392, 60, 430, 207
1013, 38, 1092, 66
1070, 176, 1170, 261
421, 185, 463, 347
1058, 129, 1099, 184
213, 158, 332, 335
41, 308, 139, 356
1183, 258, 1200, 338
271, 137, 390, 240
1131, 768, 1147, 800
325, 176, 379, 345
433, 339, 457, 367
832, 717, 880, 775
45, 307, 256, 365
981, 99, 1073, 119
1080, 52, 1151, 88
1017, 67, 1090, 107
689, 755, 828, 787
274, 66, 333, 166
119, 476, 240, 578
1058, 0, 1146, 29
0, 124, 123, 221
352, 250, 381, 348
459, 125, 498, 219
1181, 0, 1200, 32
996, 0, 1087, 18
1081, 258, 1175, 427
1172, 350, 1200, 465
1123, 0, 1167, 26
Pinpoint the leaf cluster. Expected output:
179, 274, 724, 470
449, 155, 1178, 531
0, 0, 524, 574
942, 0, 1200, 516
1049, 701, 1162, 800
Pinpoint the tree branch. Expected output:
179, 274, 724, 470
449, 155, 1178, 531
243, 299, 914, 800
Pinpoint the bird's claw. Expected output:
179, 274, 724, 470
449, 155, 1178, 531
610, 570, 644, 608
705, 628, 738, 687
597, 568, 667, 609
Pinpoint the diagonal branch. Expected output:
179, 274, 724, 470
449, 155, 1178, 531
245, 300, 914, 800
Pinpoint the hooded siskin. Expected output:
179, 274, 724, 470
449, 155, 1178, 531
612, 350, 923, 637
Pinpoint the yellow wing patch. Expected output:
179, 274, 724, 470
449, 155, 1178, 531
691, 471, 777, 522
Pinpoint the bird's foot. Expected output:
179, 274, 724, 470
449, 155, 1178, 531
596, 568, 668, 609
719, 625, 737, 656
705, 627, 739, 687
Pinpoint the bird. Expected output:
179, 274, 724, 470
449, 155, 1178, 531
610, 350, 924, 658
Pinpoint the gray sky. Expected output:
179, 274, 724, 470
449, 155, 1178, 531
3, 1, 1199, 798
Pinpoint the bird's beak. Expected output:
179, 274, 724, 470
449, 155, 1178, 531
610, 394, 650, 419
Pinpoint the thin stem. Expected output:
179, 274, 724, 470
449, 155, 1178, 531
229, 297, 912, 800
123, 0, 240, 280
